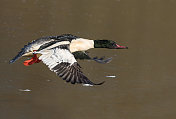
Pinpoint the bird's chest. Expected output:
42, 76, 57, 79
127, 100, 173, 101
70, 38, 94, 52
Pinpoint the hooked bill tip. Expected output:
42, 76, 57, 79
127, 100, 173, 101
116, 44, 128, 49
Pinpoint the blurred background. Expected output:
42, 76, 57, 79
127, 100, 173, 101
0, 0, 176, 119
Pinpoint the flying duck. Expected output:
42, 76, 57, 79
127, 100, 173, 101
9, 34, 128, 85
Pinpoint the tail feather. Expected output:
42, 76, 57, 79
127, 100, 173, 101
9, 47, 26, 64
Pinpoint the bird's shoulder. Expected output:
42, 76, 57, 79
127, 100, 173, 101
34, 34, 79, 51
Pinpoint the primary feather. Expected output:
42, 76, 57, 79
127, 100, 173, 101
35, 44, 104, 85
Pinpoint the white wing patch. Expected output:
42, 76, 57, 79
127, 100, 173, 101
34, 44, 104, 85
35, 47, 77, 71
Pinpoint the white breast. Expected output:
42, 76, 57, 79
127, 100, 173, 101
70, 38, 94, 52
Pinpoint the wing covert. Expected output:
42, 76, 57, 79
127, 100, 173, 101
35, 45, 104, 85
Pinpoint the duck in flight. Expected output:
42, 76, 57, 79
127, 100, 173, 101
9, 34, 128, 85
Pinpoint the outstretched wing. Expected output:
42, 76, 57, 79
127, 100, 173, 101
35, 44, 104, 85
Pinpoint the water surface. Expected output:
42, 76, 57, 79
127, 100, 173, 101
0, 0, 176, 119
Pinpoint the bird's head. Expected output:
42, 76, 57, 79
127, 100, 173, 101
94, 40, 128, 49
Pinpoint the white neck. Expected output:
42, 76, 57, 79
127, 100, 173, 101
70, 38, 94, 52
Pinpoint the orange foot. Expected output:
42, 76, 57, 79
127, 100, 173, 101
23, 54, 41, 66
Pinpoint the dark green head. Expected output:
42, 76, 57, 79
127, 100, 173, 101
94, 40, 128, 49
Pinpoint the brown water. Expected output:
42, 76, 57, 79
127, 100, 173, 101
1, 0, 176, 119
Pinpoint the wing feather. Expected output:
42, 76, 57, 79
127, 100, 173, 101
35, 44, 104, 85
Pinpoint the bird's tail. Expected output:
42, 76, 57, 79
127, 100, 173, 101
9, 45, 28, 64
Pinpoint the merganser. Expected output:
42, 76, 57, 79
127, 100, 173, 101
9, 34, 128, 85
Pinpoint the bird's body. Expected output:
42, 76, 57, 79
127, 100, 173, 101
70, 38, 94, 52
10, 34, 128, 85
